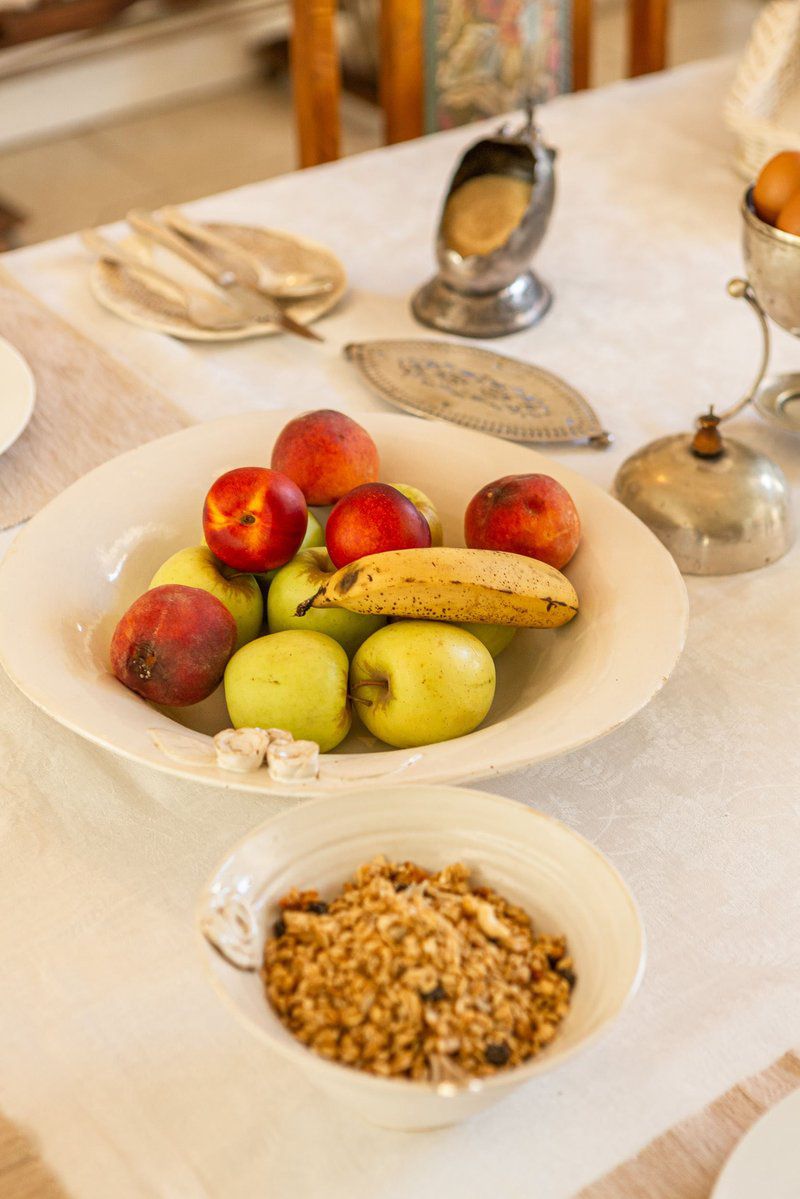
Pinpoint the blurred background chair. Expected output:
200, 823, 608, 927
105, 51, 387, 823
292, 0, 669, 167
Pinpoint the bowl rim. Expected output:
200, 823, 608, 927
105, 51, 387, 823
742, 184, 800, 248
195, 783, 647, 1099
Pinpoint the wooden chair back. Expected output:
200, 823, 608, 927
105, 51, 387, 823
292, 0, 669, 167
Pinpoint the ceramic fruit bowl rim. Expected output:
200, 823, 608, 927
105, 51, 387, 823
195, 784, 647, 1101
0, 410, 689, 798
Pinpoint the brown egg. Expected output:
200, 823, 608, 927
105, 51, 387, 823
753, 151, 800, 225
776, 191, 800, 238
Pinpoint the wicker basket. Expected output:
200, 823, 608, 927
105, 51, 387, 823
724, 0, 800, 181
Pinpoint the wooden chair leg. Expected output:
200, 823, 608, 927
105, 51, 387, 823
379, 0, 424, 144
291, 0, 341, 167
628, 0, 668, 77
571, 0, 592, 92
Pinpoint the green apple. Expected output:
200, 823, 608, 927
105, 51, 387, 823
224, 629, 350, 752
389, 483, 443, 546
456, 622, 517, 657
255, 511, 324, 594
350, 621, 495, 749
268, 547, 385, 657
149, 545, 262, 650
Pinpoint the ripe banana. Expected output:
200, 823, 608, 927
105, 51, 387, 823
295, 547, 578, 629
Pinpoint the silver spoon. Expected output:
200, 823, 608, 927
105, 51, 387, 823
81, 229, 250, 332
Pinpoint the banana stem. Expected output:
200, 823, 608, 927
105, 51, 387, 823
295, 587, 323, 617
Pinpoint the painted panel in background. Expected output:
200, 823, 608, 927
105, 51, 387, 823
425, 0, 572, 131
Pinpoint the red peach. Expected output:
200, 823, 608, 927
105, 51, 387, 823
110, 584, 236, 706
325, 483, 431, 568
271, 410, 379, 505
203, 466, 307, 573
464, 474, 580, 569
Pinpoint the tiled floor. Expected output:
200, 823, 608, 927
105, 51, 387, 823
0, 0, 761, 249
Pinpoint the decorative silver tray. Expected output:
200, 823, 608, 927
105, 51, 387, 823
344, 339, 611, 447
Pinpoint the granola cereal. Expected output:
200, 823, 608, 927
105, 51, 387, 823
262, 856, 575, 1082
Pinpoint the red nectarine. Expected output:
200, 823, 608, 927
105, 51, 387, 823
325, 483, 431, 568
271, 410, 379, 505
203, 466, 307, 573
464, 474, 580, 569
110, 583, 236, 706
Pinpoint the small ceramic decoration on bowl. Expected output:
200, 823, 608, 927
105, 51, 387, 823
0, 410, 689, 798
196, 784, 646, 1130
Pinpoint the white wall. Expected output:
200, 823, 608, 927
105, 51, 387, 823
0, 0, 289, 150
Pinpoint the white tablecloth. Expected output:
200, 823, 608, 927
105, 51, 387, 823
1, 57, 799, 1199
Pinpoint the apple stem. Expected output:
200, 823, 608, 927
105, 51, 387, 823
349, 678, 389, 707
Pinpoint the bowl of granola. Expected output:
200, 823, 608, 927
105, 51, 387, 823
196, 785, 644, 1130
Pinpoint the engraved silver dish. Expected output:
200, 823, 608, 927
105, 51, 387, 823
412, 104, 555, 339
345, 338, 611, 447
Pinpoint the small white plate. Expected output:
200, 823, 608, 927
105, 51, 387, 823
0, 336, 35, 455
712, 1088, 800, 1199
90, 223, 346, 341
0, 410, 688, 797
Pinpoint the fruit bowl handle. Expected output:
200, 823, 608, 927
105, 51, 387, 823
199, 888, 261, 971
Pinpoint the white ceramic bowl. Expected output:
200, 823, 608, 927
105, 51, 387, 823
197, 784, 645, 1130
0, 410, 688, 798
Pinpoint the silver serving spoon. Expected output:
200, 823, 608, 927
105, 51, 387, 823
81, 229, 249, 332
160, 207, 334, 300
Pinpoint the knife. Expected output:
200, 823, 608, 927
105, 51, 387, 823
126, 210, 323, 343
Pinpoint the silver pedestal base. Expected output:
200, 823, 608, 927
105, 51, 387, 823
411, 270, 552, 339
754, 373, 800, 436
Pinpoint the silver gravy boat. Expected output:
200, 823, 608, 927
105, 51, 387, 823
412, 102, 555, 338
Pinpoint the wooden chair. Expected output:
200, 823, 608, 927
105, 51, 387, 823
292, 0, 669, 168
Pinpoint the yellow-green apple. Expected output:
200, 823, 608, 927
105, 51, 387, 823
268, 547, 385, 656
149, 545, 263, 650
465, 474, 580, 569
456, 621, 517, 657
349, 621, 495, 748
203, 466, 308, 572
224, 629, 351, 751
111, 584, 236, 706
325, 483, 431, 569
255, 511, 324, 594
389, 483, 443, 546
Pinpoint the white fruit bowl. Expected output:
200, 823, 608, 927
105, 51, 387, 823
0, 410, 688, 797
196, 784, 645, 1130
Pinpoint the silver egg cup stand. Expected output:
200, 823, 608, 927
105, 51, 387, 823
742, 186, 800, 437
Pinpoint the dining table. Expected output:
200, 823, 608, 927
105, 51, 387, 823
1, 53, 799, 1199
